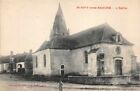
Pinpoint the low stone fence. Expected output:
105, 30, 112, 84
68, 76, 131, 85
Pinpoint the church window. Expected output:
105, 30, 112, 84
116, 46, 121, 55
44, 54, 46, 67
61, 65, 64, 69
84, 51, 88, 63
60, 64, 64, 77
97, 54, 105, 76
35, 56, 38, 68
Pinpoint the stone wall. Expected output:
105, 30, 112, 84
103, 44, 135, 75
50, 49, 72, 75
32, 43, 136, 77
68, 76, 131, 85
33, 49, 51, 76
69, 43, 135, 76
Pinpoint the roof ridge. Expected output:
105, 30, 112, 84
69, 23, 106, 37
36, 23, 133, 52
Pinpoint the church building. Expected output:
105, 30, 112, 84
32, 4, 137, 77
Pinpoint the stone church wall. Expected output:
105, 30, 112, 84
33, 49, 51, 76
70, 43, 136, 76
103, 44, 136, 76
32, 43, 136, 77
50, 49, 72, 75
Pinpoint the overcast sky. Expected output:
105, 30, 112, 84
0, 0, 140, 61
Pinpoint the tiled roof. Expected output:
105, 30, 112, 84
36, 23, 133, 52
50, 4, 69, 39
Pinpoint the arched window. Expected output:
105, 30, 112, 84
116, 46, 121, 55
35, 56, 38, 68
44, 54, 46, 67
84, 51, 88, 63
61, 64, 64, 69
60, 64, 64, 77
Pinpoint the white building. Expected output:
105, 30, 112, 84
33, 4, 137, 77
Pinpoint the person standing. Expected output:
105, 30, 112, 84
58, 80, 63, 91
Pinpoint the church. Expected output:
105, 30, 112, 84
32, 4, 137, 77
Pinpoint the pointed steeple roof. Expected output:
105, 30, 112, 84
56, 3, 63, 17
50, 4, 69, 40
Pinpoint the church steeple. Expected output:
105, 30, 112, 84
50, 3, 69, 40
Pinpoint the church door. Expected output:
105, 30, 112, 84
115, 60, 122, 75
87, 53, 97, 76
97, 53, 105, 76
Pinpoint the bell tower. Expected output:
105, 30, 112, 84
50, 4, 69, 40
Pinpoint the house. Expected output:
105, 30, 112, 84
0, 51, 33, 75
32, 4, 137, 77
0, 63, 9, 73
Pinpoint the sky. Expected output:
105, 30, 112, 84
0, 0, 140, 61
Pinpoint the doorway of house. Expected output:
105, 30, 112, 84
115, 60, 122, 75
